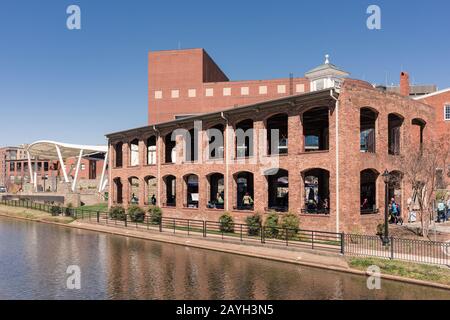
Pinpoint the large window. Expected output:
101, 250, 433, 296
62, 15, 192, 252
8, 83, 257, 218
360, 108, 377, 153
235, 119, 254, 158
130, 139, 139, 166
165, 132, 176, 164
303, 107, 329, 152
114, 142, 123, 168
113, 178, 123, 204
267, 114, 288, 155
302, 169, 330, 214
207, 125, 224, 160
360, 169, 379, 214
445, 105, 450, 121
129, 177, 139, 204
388, 114, 404, 155
147, 136, 157, 165
164, 175, 176, 207
185, 128, 198, 162
235, 172, 254, 210
208, 173, 225, 209
185, 174, 199, 208
267, 169, 289, 212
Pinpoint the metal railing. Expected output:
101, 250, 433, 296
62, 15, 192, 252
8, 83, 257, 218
1, 199, 449, 266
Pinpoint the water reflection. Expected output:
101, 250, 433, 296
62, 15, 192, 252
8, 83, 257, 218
0, 216, 449, 300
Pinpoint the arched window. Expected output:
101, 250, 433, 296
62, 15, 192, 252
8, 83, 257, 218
184, 174, 199, 208
145, 176, 157, 205
164, 175, 176, 206
128, 176, 139, 204
235, 119, 253, 158
234, 172, 254, 210
266, 169, 289, 212
113, 177, 123, 204
267, 114, 288, 155
207, 124, 224, 159
208, 173, 224, 209
388, 114, 404, 155
185, 128, 198, 162
360, 169, 379, 214
129, 139, 139, 166
303, 107, 329, 152
412, 118, 426, 152
165, 132, 176, 164
146, 136, 157, 165
114, 142, 123, 168
302, 168, 330, 214
360, 108, 378, 153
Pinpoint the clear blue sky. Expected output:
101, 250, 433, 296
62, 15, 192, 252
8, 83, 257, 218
0, 0, 449, 146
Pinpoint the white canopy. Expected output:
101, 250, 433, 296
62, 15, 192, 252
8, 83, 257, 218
27, 140, 107, 160
26, 140, 108, 193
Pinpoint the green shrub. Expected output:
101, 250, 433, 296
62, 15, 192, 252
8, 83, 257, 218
148, 206, 162, 225
109, 206, 126, 221
50, 205, 61, 216
264, 212, 279, 238
219, 212, 234, 233
64, 203, 73, 217
280, 212, 300, 239
128, 205, 145, 223
245, 213, 262, 236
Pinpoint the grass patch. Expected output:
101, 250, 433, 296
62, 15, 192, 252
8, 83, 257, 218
0, 205, 74, 224
347, 257, 450, 286
78, 203, 108, 212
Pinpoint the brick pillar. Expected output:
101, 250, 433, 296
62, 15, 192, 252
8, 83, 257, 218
139, 138, 146, 167
123, 177, 130, 208
176, 175, 183, 209
289, 171, 301, 214
254, 171, 267, 213
198, 174, 207, 210
253, 120, 264, 160
288, 113, 301, 154
139, 176, 146, 206
122, 142, 129, 168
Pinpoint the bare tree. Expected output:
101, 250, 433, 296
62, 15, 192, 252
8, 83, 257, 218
402, 133, 450, 237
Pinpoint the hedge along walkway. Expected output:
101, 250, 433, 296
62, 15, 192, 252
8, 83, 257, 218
0, 204, 74, 224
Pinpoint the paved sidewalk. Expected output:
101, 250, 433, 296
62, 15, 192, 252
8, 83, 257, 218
406, 221, 450, 235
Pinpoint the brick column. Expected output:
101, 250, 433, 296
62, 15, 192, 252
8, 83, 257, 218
139, 138, 146, 167
198, 174, 207, 210
122, 142, 129, 168
288, 113, 301, 154
254, 171, 267, 213
139, 176, 146, 206
289, 171, 301, 214
253, 120, 265, 160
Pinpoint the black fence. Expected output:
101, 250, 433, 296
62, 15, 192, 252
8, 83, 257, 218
1, 199, 449, 266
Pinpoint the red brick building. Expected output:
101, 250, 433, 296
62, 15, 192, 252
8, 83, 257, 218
107, 49, 440, 234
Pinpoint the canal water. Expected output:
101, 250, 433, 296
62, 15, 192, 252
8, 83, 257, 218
0, 215, 449, 300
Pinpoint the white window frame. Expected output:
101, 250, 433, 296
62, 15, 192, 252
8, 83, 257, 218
444, 104, 450, 121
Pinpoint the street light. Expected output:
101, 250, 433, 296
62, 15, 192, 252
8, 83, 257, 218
382, 169, 391, 245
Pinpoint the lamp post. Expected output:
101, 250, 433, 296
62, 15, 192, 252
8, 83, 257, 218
382, 169, 391, 245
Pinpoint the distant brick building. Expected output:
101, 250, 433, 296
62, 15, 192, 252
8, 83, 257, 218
107, 49, 442, 234
0, 144, 104, 193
